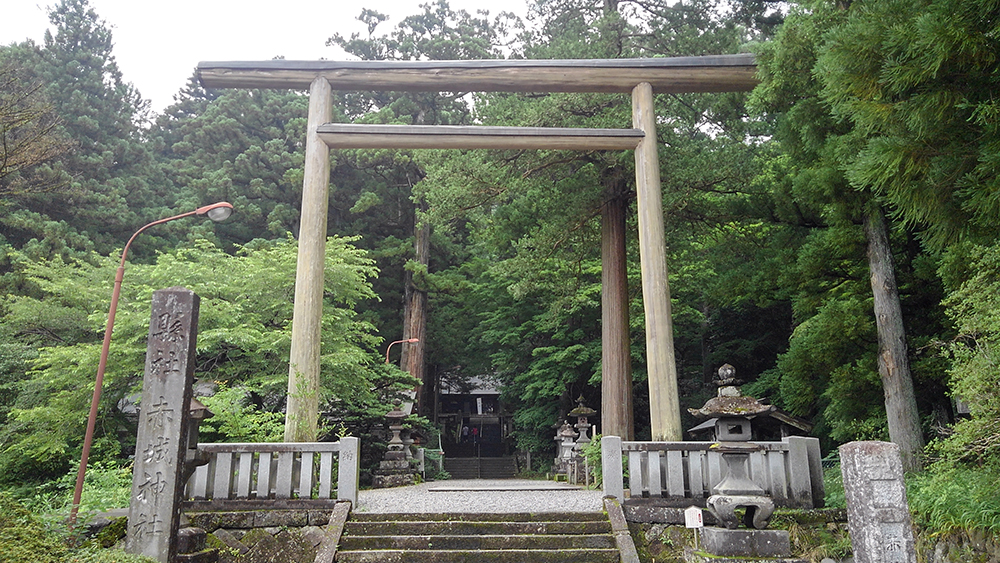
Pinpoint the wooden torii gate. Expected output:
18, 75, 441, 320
197, 55, 758, 443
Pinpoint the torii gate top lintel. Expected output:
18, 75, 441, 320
196, 53, 757, 94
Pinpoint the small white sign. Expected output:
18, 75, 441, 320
684, 506, 704, 528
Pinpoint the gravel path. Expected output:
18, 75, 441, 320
355, 479, 605, 514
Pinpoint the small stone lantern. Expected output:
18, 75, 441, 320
372, 399, 417, 488
182, 398, 213, 482
557, 421, 578, 461
568, 396, 597, 452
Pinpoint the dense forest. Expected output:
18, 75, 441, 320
2, 0, 1000, 537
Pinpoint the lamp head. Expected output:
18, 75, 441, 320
196, 202, 234, 222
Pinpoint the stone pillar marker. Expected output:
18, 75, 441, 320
126, 287, 200, 563
840, 441, 917, 563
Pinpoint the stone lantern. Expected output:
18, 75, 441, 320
373, 399, 417, 488
551, 421, 578, 476
182, 398, 213, 482
688, 364, 775, 530
568, 396, 597, 452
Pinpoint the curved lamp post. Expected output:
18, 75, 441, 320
68, 202, 234, 526
385, 337, 419, 364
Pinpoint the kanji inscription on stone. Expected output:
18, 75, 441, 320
840, 441, 916, 563
126, 288, 200, 563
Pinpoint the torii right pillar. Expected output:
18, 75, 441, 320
632, 82, 682, 441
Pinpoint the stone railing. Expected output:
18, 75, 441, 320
184, 437, 360, 508
601, 435, 824, 509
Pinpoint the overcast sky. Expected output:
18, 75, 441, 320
2, 1, 530, 114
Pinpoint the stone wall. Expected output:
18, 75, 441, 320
628, 508, 852, 563
185, 509, 331, 563
916, 529, 1000, 563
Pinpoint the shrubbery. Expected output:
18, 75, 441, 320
0, 492, 156, 563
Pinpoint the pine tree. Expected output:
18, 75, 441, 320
1, 0, 167, 259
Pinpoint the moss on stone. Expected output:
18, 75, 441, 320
93, 516, 128, 548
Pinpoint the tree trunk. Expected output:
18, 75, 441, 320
864, 207, 924, 472
601, 188, 634, 440
403, 205, 430, 414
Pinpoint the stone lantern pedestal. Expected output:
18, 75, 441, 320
372, 400, 417, 489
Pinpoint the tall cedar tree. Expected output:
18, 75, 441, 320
752, 0, 927, 470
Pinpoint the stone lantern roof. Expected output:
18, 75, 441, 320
686, 364, 812, 440
567, 396, 597, 419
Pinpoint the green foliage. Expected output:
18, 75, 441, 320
198, 386, 285, 443
0, 237, 380, 484
817, 0, 1000, 250
822, 463, 846, 510
908, 460, 1000, 534
63, 547, 157, 563
0, 492, 67, 563
0, 494, 155, 562
0, 53, 72, 201
934, 243, 1000, 464
150, 86, 310, 247
2, 0, 168, 259
750, 0, 956, 459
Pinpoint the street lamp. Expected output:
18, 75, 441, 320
68, 202, 234, 526
385, 338, 419, 364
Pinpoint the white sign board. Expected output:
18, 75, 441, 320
684, 506, 704, 528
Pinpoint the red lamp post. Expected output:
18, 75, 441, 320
385, 338, 419, 364
68, 202, 234, 526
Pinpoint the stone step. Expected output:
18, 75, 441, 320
349, 511, 608, 522
340, 533, 617, 550
336, 548, 621, 563
442, 457, 518, 479
338, 511, 619, 563
480, 458, 517, 479
344, 519, 611, 536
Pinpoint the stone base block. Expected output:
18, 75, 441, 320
174, 549, 219, 563
177, 527, 207, 554
378, 459, 411, 471
371, 473, 415, 489
700, 527, 792, 558
684, 546, 807, 563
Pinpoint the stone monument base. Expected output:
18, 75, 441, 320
372, 457, 416, 489
371, 473, 416, 488
700, 527, 792, 558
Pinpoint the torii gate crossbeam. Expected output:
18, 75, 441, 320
197, 55, 758, 442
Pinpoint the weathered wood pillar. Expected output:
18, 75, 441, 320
285, 77, 332, 442
601, 193, 634, 440
632, 82, 681, 441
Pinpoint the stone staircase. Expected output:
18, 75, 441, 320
335, 512, 621, 562
443, 456, 517, 479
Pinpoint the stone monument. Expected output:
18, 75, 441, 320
840, 441, 917, 563
126, 287, 200, 562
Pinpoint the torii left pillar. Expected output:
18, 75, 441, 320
285, 77, 333, 442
